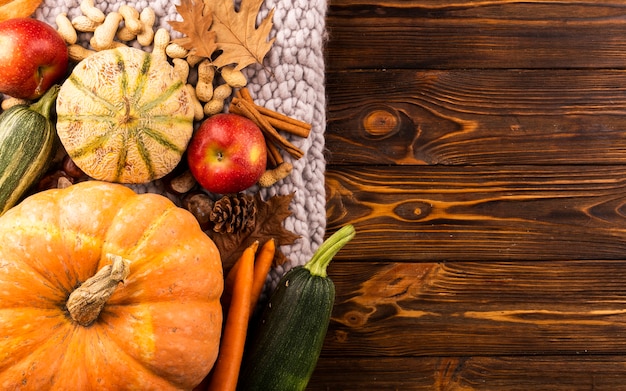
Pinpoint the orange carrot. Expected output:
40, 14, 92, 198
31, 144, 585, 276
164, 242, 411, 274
207, 242, 256, 391
249, 238, 276, 313
221, 241, 259, 309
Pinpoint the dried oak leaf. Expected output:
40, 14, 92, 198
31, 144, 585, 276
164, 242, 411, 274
207, 192, 300, 272
205, 0, 276, 71
168, 0, 218, 58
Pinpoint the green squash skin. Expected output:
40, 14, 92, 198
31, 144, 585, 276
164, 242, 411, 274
238, 266, 336, 391
0, 86, 59, 215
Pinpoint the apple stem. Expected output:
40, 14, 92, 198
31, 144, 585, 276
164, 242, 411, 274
29, 84, 60, 119
33, 66, 47, 98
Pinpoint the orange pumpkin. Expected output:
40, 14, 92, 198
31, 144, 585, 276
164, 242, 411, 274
0, 181, 223, 390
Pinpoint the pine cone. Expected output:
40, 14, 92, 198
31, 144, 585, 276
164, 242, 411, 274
210, 193, 257, 233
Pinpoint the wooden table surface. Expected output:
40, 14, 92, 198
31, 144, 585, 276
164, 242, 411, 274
309, 1, 626, 389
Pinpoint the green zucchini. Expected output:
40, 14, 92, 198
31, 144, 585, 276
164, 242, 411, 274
0, 85, 60, 215
237, 224, 356, 391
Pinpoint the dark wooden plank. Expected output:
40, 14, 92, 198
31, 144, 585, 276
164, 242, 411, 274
319, 1, 626, 388
326, 69, 626, 165
327, 1, 626, 70
332, 0, 626, 5
326, 165, 626, 262
309, 355, 626, 390
321, 261, 626, 357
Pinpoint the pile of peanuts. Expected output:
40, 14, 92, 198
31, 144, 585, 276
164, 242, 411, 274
2, 0, 248, 120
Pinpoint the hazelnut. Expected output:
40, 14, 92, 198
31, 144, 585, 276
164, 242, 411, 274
37, 170, 74, 191
62, 155, 86, 179
182, 192, 214, 230
165, 170, 197, 195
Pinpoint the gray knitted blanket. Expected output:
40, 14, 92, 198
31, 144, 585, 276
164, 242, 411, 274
34, 0, 327, 283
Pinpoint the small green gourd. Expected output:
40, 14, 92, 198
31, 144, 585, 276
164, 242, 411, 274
237, 224, 356, 391
0, 85, 59, 215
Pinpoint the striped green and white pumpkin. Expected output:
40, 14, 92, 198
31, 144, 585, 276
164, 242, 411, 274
56, 46, 194, 184
0, 85, 59, 216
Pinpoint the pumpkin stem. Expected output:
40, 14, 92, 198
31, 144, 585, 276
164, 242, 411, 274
66, 254, 131, 327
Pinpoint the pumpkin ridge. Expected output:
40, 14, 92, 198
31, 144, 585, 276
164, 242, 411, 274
105, 295, 220, 307
0, 224, 102, 297
0, 311, 71, 380
92, 303, 165, 380
65, 130, 114, 160
0, 226, 66, 295
135, 130, 157, 181
113, 129, 130, 182
139, 125, 186, 154
91, 326, 190, 390
149, 114, 198, 124
56, 113, 117, 124
128, 48, 151, 104
66, 73, 118, 114
66, 323, 181, 390
0, 273, 68, 308
97, 301, 220, 389
131, 204, 178, 251
137, 79, 186, 115
104, 199, 177, 260
57, 232, 103, 289
116, 49, 130, 98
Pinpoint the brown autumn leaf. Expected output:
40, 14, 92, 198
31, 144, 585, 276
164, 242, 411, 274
207, 192, 300, 272
168, 0, 217, 58
205, 0, 276, 71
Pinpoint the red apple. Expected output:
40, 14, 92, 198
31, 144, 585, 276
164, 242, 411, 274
0, 18, 69, 100
187, 113, 267, 194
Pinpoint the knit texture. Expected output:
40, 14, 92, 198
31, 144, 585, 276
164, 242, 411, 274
35, 0, 327, 285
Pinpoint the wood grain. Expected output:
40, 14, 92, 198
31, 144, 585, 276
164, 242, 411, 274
327, 1, 626, 70
323, 261, 626, 356
326, 165, 626, 261
309, 356, 626, 390
326, 69, 626, 165
316, 0, 626, 388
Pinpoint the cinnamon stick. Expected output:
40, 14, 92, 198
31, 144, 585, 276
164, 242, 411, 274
262, 111, 311, 138
238, 87, 253, 102
237, 88, 312, 138
230, 98, 304, 159
266, 139, 284, 167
